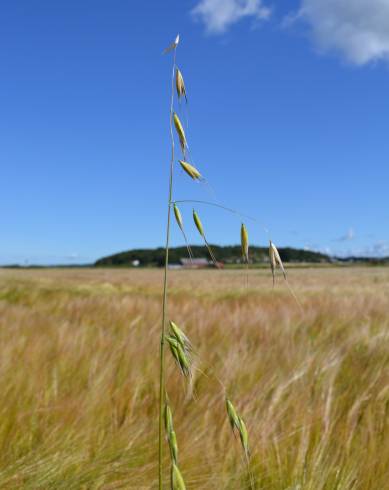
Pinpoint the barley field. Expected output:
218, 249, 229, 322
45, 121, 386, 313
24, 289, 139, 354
0, 267, 388, 489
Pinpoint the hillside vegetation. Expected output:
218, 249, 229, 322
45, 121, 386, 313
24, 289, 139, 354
95, 245, 330, 267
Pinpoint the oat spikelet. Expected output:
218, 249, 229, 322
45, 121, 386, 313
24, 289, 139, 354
238, 416, 250, 459
170, 321, 192, 353
173, 204, 193, 261
164, 402, 178, 463
164, 403, 174, 434
193, 210, 204, 238
176, 68, 187, 102
168, 430, 178, 464
270, 241, 303, 311
241, 223, 249, 264
173, 113, 187, 157
270, 241, 286, 280
166, 335, 192, 378
173, 204, 184, 231
226, 398, 250, 460
226, 399, 240, 431
178, 160, 202, 180
163, 34, 180, 54
171, 463, 186, 490
269, 240, 276, 286
192, 210, 219, 268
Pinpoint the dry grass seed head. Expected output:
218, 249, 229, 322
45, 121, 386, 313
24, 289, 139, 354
269, 240, 276, 285
270, 241, 287, 280
162, 34, 180, 54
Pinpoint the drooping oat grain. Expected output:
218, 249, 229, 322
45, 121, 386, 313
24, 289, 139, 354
164, 403, 174, 435
174, 205, 184, 231
168, 430, 178, 464
192, 210, 219, 267
226, 398, 240, 431
270, 241, 286, 280
238, 416, 250, 459
176, 68, 187, 102
166, 335, 191, 378
226, 399, 250, 459
193, 210, 205, 238
170, 321, 192, 352
178, 161, 201, 180
241, 224, 249, 264
173, 113, 187, 156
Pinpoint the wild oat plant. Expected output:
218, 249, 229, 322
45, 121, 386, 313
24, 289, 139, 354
158, 35, 293, 490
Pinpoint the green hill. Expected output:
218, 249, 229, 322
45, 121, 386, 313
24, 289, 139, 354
95, 245, 331, 267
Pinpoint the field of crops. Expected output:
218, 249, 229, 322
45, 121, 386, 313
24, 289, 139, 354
0, 267, 388, 489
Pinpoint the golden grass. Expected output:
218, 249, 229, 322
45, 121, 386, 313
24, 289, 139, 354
0, 267, 388, 489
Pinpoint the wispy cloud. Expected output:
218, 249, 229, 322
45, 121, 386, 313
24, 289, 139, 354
297, 0, 389, 65
362, 241, 389, 257
0, 252, 92, 266
191, 0, 271, 34
333, 241, 389, 258
336, 228, 355, 242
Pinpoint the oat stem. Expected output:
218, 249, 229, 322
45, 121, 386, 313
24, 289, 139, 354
245, 454, 255, 490
159, 44, 177, 490
173, 199, 259, 223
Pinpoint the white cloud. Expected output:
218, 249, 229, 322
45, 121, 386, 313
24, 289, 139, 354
298, 0, 389, 65
336, 241, 389, 257
191, 0, 271, 34
191, 0, 389, 65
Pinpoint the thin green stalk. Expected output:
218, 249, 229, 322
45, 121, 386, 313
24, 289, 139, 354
159, 45, 177, 490
245, 454, 255, 490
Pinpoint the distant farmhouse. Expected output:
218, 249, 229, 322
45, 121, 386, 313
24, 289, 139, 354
180, 258, 209, 269
169, 258, 224, 270
181, 258, 223, 269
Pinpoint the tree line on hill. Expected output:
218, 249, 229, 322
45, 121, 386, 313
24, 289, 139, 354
95, 245, 331, 267
2, 247, 388, 269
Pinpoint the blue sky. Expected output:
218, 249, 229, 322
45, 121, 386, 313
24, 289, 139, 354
1, 0, 388, 265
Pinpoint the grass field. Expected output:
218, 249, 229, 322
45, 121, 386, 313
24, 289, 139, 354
0, 267, 388, 489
